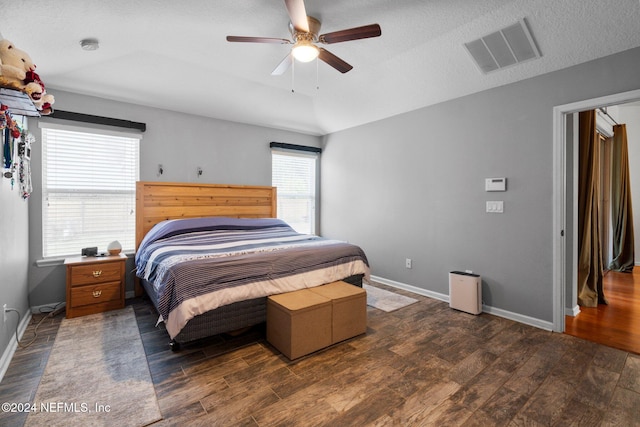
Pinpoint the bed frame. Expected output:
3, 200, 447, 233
135, 181, 362, 350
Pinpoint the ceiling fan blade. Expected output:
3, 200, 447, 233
271, 53, 293, 75
283, 0, 309, 32
226, 36, 291, 44
318, 48, 353, 73
319, 24, 381, 44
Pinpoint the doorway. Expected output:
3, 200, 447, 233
553, 88, 640, 352
565, 268, 640, 353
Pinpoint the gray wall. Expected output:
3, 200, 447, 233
320, 46, 640, 324
26, 90, 321, 307
0, 159, 30, 360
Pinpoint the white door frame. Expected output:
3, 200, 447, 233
552, 88, 640, 332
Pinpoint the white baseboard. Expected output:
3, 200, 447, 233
565, 305, 581, 317
369, 275, 554, 331
370, 275, 450, 303
482, 305, 553, 331
0, 310, 33, 383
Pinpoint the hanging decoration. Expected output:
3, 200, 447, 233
1, 104, 21, 169
0, 36, 49, 199
17, 132, 34, 199
1, 105, 34, 198
2, 119, 11, 170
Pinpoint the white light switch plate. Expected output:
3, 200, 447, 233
486, 201, 504, 213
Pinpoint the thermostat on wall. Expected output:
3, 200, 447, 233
485, 177, 506, 192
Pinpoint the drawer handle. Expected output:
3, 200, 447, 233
93, 290, 102, 298
92, 270, 102, 278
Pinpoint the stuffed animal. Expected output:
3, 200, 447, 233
0, 39, 34, 90
0, 39, 54, 115
24, 70, 54, 115
34, 93, 54, 115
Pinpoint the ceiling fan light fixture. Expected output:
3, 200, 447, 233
292, 40, 319, 62
226, 2, 382, 74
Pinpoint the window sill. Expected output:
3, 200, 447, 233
35, 258, 65, 267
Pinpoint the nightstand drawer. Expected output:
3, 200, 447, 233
69, 262, 122, 286
70, 281, 122, 308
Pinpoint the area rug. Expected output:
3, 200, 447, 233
364, 284, 418, 312
25, 307, 162, 427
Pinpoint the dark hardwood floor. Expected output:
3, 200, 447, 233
2, 283, 640, 426
565, 266, 640, 355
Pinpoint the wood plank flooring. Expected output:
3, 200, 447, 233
565, 266, 640, 355
2, 283, 640, 426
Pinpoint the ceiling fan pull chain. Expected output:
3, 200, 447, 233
316, 57, 319, 91
291, 58, 295, 93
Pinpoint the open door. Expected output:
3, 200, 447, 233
599, 132, 612, 270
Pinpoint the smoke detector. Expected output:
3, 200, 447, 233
80, 38, 100, 51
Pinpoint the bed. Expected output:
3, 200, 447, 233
134, 181, 369, 350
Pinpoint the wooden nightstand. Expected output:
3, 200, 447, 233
64, 253, 127, 318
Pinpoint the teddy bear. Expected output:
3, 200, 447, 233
24, 70, 54, 115
0, 39, 54, 115
0, 39, 34, 90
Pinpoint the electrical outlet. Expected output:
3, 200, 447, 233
405, 258, 412, 269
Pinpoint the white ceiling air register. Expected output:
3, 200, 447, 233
464, 18, 541, 74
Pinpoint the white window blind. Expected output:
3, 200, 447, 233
41, 124, 140, 258
272, 150, 318, 235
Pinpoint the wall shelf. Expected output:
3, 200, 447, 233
0, 87, 40, 117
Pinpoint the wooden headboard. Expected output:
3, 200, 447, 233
134, 181, 277, 296
135, 181, 277, 249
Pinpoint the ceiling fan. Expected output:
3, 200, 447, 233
226, 0, 381, 75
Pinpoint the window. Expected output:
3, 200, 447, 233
271, 144, 320, 235
40, 123, 140, 258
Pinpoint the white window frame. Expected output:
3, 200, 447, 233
39, 121, 140, 259
271, 146, 320, 235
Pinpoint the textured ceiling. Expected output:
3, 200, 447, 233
1, 0, 640, 135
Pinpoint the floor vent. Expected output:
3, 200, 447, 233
464, 18, 541, 74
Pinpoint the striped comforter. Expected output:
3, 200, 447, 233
135, 217, 370, 338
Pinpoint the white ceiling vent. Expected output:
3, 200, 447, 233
464, 19, 541, 74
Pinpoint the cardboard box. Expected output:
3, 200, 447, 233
309, 281, 367, 344
267, 289, 332, 360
